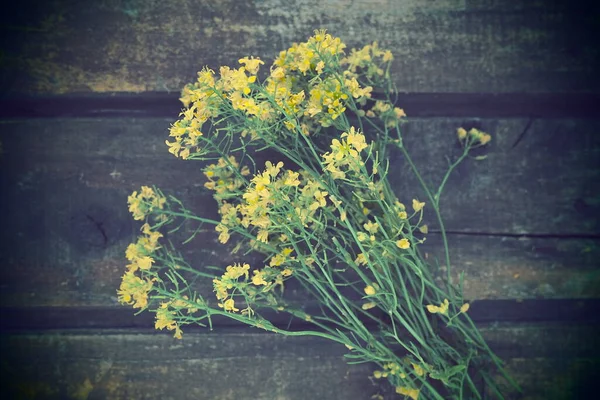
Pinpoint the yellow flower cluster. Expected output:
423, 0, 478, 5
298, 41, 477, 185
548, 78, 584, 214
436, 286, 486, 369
342, 41, 393, 81
125, 223, 163, 271
203, 156, 250, 201
127, 186, 167, 221
273, 29, 346, 76
322, 127, 369, 179
305, 76, 349, 125
236, 161, 330, 243
212, 261, 289, 314
373, 362, 406, 380
117, 270, 154, 309
154, 299, 194, 340
457, 127, 491, 146
365, 100, 406, 128
118, 223, 164, 309
168, 30, 387, 162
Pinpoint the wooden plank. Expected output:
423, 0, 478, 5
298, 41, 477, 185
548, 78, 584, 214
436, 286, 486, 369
1, 118, 599, 307
1, 323, 598, 399
2, 300, 600, 330
1, 117, 598, 234
393, 118, 600, 236
1, 93, 600, 119
1, 0, 599, 94
491, 358, 597, 400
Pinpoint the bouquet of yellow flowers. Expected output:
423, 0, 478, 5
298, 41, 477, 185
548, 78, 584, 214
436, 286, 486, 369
119, 30, 514, 399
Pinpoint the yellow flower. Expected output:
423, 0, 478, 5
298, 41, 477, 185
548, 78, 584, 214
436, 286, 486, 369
457, 127, 467, 140
251, 270, 269, 286
125, 243, 141, 262
362, 302, 377, 310
418, 225, 428, 234
117, 270, 154, 309
460, 303, 470, 313
396, 238, 410, 250
155, 302, 182, 339
396, 386, 420, 400
355, 253, 368, 266
215, 224, 230, 244
364, 285, 376, 296
363, 221, 379, 234
342, 126, 368, 153
426, 298, 450, 315
265, 161, 284, 178
136, 256, 154, 270
238, 56, 264, 75
373, 370, 383, 379
222, 298, 239, 312
480, 133, 492, 145
283, 170, 301, 186
412, 199, 425, 212
257, 229, 269, 243
222, 263, 250, 280
412, 363, 425, 377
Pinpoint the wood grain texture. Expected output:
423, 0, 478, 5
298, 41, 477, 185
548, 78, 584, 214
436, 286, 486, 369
1, 323, 597, 399
1, 0, 598, 94
1, 118, 598, 308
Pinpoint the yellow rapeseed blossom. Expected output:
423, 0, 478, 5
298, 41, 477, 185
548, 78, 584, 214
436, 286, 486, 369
364, 285, 377, 296
463, 128, 492, 146
223, 263, 250, 280
127, 186, 166, 221
426, 298, 450, 315
238, 56, 264, 75
355, 253, 368, 266
396, 238, 410, 250
412, 363, 426, 377
252, 269, 270, 286
222, 298, 239, 312
396, 386, 420, 400
117, 270, 154, 309
412, 199, 425, 212
155, 302, 183, 339
363, 221, 379, 234
362, 302, 377, 310
460, 303, 470, 313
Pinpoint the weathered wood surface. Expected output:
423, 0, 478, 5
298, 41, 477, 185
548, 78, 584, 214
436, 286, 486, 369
1, 118, 599, 309
1, 93, 600, 119
1, 323, 597, 399
1, 0, 599, 94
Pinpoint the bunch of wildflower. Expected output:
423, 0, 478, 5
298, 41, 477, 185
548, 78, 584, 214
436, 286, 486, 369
120, 29, 513, 399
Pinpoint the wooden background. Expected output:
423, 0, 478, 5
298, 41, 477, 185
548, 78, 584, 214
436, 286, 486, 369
1, 0, 599, 399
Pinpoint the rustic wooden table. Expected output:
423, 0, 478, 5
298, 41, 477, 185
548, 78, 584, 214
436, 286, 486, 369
1, 1, 599, 399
